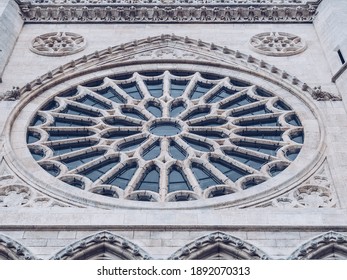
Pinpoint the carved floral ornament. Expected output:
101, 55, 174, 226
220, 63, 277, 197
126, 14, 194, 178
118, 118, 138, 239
3, 35, 328, 209
249, 32, 307, 56
30, 32, 86, 57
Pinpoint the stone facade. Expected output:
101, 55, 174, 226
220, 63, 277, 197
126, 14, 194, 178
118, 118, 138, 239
0, 0, 347, 260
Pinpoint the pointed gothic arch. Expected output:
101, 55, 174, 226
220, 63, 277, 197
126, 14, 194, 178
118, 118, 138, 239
169, 231, 270, 260
289, 231, 347, 260
0, 233, 36, 260
50, 231, 152, 260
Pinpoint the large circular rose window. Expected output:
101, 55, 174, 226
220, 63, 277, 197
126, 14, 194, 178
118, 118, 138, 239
25, 70, 305, 203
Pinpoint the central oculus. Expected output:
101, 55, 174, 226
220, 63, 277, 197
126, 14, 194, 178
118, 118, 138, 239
149, 120, 182, 136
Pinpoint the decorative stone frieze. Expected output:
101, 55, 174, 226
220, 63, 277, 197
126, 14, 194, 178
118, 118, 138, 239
16, 1, 320, 23
289, 232, 347, 260
51, 231, 152, 260
169, 231, 270, 260
249, 32, 307, 56
30, 32, 86, 57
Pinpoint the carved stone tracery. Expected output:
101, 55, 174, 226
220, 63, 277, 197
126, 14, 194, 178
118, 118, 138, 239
253, 160, 337, 209
30, 32, 86, 57
249, 32, 307, 56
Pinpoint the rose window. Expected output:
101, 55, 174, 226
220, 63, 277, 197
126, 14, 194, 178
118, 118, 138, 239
26, 70, 304, 202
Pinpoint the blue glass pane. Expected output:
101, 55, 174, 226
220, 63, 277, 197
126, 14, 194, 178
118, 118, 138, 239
190, 118, 227, 127
224, 150, 268, 170
31, 115, 45, 126
30, 149, 45, 161
230, 79, 251, 87
97, 87, 125, 104
232, 106, 270, 117
139, 71, 164, 77
190, 130, 227, 139
150, 122, 181, 136
79, 158, 119, 181
50, 141, 96, 156
170, 103, 186, 117
286, 115, 302, 126
104, 163, 138, 189
290, 132, 304, 144
243, 179, 263, 189
53, 117, 94, 127
235, 142, 279, 156
104, 118, 140, 127
121, 108, 147, 120
190, 83, 213, 99
142, 141, 161, 160
169, 143, 187, 160
207, 88, 237, 103
200, 73, 223, 80
191, 163, 222, 189
182, 137, 212, 152
61, 150, 106, 170
286, 149, 300, 161
64, 178, 84, 189
82, 80, 104, 87
269, 165, 287, 177
41, 164, 60, 177
184, 107, 210, 120
119, 83, 143, 99
48, 130, 94, 141
60, 88, 78, 97
168, 168, 191, 192
210, 158, 250, 182
136, 167, 160, 192
77, 95, 111, 110
145, 81, 163, 98
256, 88, 273, 97
118, 138, 146, 151
63, 105, 101, 117
42, 100, 59, 111
237, 130, 283, 141
101, 130, 140, 139
147, 105, 162, 117
220, 96, 256, 110
274, 100, 291, 111
237, 117, 279, 127
170, 81, 188, 98
27, 132, 40, 144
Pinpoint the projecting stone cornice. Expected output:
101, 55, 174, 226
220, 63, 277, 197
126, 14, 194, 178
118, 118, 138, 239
14, 0, 322, 23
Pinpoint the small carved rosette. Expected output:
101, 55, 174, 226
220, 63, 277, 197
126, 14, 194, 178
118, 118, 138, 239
249, 32, 307, 57
30, 32, 86, 57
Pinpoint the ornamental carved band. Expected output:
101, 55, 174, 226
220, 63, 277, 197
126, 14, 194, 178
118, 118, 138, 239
249, 32, 307, 56
30, 32, 86, 57
17, 3, 319, 23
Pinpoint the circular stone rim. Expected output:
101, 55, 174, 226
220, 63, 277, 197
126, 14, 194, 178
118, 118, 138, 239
4, 63, 324, 210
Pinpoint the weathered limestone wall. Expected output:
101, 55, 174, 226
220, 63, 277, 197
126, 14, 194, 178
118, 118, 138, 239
0, 0, 23, 83
314, 0, 347, 95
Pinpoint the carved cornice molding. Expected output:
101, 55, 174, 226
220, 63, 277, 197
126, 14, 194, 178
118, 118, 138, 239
15, 0, 321, 23
50, 231, 152, 260
169, 231, 271, 260
289, 231, 347, 260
